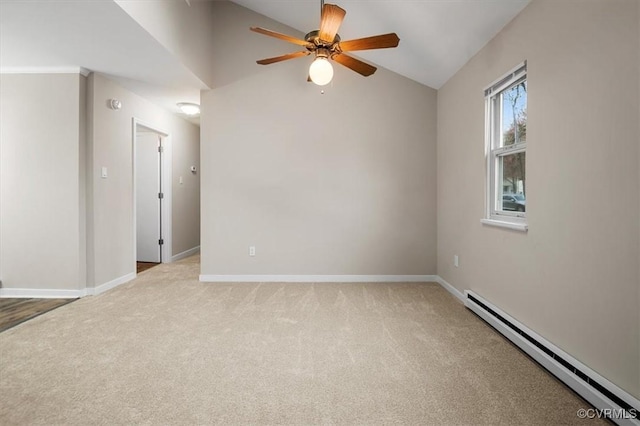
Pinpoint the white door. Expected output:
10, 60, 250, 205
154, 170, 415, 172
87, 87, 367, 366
136, 132, 162, 263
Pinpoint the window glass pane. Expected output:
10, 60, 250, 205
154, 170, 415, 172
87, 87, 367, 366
501, 80, 527, 147
498, 152, 526, 212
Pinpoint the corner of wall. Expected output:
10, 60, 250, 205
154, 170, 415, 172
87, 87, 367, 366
85, 73, 95, 288
78, 74, 88, 291
637, 0, 640, 396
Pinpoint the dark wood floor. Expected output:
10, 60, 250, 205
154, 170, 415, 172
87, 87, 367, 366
1, 263, 159, 332
137, 262, 160, 274
0, 298, 76, 333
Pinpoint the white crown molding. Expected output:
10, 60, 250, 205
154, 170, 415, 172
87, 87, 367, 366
0, 66, 91, 76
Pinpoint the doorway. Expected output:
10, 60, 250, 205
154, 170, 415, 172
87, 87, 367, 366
133, 119, 171, 274
136, 129, 162, 263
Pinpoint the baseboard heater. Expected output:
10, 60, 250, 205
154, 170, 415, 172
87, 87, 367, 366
464, 290, 640, 426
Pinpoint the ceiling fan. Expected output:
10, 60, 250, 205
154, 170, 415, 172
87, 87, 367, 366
250, 1, 400, 86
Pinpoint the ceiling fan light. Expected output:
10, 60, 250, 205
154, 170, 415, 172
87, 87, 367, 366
309, 57, 333, 86
177, 102, 200, 116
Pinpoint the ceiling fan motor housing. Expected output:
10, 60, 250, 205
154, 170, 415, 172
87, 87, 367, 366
251, 3, 400, 79
305, 30, 341, 49
315, 47, 332, 60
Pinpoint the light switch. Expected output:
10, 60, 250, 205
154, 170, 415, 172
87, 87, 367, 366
101, 167, 108, 178
179, 176, 183, 185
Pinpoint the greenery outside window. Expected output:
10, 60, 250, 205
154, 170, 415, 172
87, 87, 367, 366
483, 61, 527, 231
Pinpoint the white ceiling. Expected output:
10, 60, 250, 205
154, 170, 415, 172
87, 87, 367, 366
0, 0, 205, 122
231, 0, 531, 89
1, 0, 530, 122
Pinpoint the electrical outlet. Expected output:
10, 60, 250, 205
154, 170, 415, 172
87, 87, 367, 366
454, 255, 459, 268
249, 246, 256, 256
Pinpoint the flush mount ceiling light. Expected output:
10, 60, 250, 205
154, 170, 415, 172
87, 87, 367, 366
250, 0, 400, 85
177, 102, 200, 116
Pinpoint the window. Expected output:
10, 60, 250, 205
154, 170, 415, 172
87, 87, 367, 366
483, 62, 527, 231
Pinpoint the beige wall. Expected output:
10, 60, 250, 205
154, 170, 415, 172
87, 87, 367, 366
437, 0, 639, 398
0, 73, 84, 290
88, 73, 200, 287
172, 122, 200, 256
114, 0, 216, 88
200, 2, 437, 276
208, 1, 319, 89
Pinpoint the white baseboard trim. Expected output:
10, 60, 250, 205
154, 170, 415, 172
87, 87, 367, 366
86, 272, 136, 297
0, 288, 85, 299
171, 246, 200, 262
0, 271, 139, 299
200, 274, 439, 283
434, 275, 465, 303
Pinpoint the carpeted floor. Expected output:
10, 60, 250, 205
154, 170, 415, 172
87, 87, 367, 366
0, 255, 604, 425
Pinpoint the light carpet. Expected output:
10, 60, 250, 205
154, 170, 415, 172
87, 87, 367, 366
0, 255, 603, 425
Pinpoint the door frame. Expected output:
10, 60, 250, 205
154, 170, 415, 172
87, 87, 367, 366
132, 118, 172, 272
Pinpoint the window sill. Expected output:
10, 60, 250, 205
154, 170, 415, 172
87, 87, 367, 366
481, 218, 528, 232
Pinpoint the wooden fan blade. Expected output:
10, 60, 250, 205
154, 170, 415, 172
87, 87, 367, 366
338, 33, 400, 52
250, 27, 310, 47
332, 53, 377, 77
318, 4, 346, 43
256, 51, 310, 65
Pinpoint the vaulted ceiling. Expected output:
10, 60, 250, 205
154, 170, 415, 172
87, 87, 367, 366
231, 0, 530, 89
0, 0, 205, 120
0, 0, 530, 119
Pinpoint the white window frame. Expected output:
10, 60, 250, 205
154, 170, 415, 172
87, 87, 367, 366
482, 61, 528, 232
